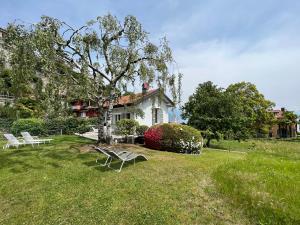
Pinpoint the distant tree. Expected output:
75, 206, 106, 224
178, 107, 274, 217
278, 111, 298, 127
4, 14, 182, 144
182, 81, 235, 146
226, 82, 274, 137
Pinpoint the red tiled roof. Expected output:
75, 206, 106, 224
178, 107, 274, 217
113, 89, 157, 106
72, 89, 174, 110
270, 109, 284, 119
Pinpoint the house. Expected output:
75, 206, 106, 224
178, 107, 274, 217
269, 108, 298, 138
71, 83, 175, 130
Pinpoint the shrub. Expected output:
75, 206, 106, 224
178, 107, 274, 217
11, 118, 46, 136
11, 117, 94, 136
86, 117, 98, 127
115, 119, 139, 136
144, 123, 202, 154
0, 105, 17, 119
136, 125, 149, 135
144, 125, 162, 149
0, 118, 14, 132
45, 117, 92, 135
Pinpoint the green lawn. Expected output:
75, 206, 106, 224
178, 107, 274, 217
0, 136, 299, 225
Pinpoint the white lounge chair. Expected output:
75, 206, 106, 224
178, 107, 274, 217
94, 146, 128, 167
21, 132, 53, 145
3, 133, 26, 149
94, 147, 113, 166
94, 146, 148, 172
92, 127, 98, 133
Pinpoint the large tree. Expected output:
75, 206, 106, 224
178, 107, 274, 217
226, 82, 275, 137
4, 14, 181, 144
182, 81, 237, 146
3, 25, 84, 118
182, 81, 274, 146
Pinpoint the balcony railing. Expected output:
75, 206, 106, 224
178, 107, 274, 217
0, 94, 14, 103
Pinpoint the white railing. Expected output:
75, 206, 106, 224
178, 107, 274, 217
0, 94, 14, 103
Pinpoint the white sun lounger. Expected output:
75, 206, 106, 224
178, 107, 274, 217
3, 133, 26, 149
21, 132, 53, 145
94, 146, 148, 172
93, 146, 128, 166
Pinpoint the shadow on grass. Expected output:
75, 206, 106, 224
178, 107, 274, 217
280, 138, 300, 143
0, 144, 82, 173
209, 145, 228, 150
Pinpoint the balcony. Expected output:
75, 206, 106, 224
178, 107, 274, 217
0, 94, 14, 104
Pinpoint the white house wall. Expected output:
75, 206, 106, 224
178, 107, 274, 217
110, 95, 171, 130
135, 97, 154, 127
134, 95, 170, 127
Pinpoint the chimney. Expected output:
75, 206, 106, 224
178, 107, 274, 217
142, 82, 149, 94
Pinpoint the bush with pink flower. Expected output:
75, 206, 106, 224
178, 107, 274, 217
144, 123, 202, 154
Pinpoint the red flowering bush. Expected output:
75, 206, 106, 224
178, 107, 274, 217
144, 125, 163, 149
144, 123, 202, 153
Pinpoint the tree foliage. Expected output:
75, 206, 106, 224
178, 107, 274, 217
182, 81, 274, 146
226, 82, 275, 137
278, 110, 298, 126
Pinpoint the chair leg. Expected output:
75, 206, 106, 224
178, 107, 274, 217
118, 161, 125, 173
107, 159, 125, 172
96, 156, 111, 167
107, 158, 113, 168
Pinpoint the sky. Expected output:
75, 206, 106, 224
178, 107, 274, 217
1, 0, 300, 112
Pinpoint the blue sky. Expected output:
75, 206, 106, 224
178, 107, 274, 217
1, 0, 300, 111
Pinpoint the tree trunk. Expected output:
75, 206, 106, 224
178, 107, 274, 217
206, 138, 211, 148
105, 89, 115, 145
97, 107, 106, 144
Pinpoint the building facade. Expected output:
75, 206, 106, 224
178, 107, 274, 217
71, 84, 174, 131
269, 108, 298, 138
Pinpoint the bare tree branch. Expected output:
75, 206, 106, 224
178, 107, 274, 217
113, 56, 155, 84
66, 25, 87, 45
65, 43, 111, 82
101, 28, 125, 76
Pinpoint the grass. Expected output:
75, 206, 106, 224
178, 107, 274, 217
211, 139, 300, 225
0, 136, 299, 224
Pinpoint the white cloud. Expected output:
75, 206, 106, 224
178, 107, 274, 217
174, 36, 300, 111
156, 1, 300, 111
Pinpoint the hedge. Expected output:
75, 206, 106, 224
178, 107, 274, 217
11, 117, 97, 136
144, 123, 202, 154
11, 118, 46, 136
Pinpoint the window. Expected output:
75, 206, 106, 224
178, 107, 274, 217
126, 113, 131, 119
114, 114, 121, 123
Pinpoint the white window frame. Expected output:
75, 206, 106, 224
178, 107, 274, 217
114, 114, 121, 124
